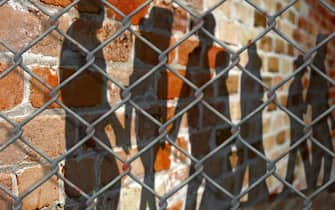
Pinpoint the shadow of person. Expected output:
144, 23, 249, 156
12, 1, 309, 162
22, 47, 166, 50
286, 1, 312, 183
306, 33, 334, 189
168, 13, 234, 210
124, 7, 174, 210
284, 55, 311, 192
59, 0, 123, 209
239, 42, 269, 207
199, 41, 237, 210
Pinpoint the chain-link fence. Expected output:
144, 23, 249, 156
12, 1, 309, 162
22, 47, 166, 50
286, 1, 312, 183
0, 0, 335, 209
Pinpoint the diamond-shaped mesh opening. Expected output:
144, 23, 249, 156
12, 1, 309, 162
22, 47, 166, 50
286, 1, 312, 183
1, 0, 335, 209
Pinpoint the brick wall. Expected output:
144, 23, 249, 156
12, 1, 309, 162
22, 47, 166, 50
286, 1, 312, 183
0, 0, 334, 209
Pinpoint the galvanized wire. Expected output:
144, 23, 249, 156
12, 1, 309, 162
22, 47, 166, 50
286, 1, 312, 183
0, 0, 334, 209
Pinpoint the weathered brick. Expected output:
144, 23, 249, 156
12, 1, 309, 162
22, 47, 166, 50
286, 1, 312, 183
30, 67, 60, 108
173, 137, 189, 162
254, 12, 267, 28
17, 166, 59, 210
0, 121, 27, 165
0, 62, 24, 111
225, 74, 239, 94
167, 200, 184, 210
23, 115, 66, 160
31, 15, 69, 57
107, 0, 150, 25
259, 36, 273, 52
40, 0, 72, 7
158, 70, 189, 100
64, 157, 96, 197
0, 6, 42, 51
97, 22, 132, 62
179, 41, 229, 69
178, 39, 198, 66
0, 174, 13, 210
268, 57, 279, 72
287, 10, 296, 24
275, 38, 286, 54
1, 115, 65, 165
41, 0, 105, 13
234, 2, 254, 26
154, 143, 171, 172
218, 20, 243, 45
276, 130, 286, 145
208, 46, 229, 69
208, 0, 234, 19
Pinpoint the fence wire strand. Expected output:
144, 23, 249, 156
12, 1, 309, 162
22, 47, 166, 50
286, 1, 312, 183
0, 0, 335, 209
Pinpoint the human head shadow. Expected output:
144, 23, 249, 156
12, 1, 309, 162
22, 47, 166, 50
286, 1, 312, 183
128, 6, 174, 210
59, 0, 123, 209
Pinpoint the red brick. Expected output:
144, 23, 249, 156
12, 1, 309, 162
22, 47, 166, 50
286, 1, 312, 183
0, 174, 13, 210
0, 121, 27, 165
97, 22, 132, 62
107, 0, 150, 25
275, 39, 286, 54
17, 166, 59, 210
0, 6, 42, 51
267, 102, 277, 111
161, 106, 189, 132
207, 46, 229, 69
135, 31, 176, 65
179, 41, 228, 69
268, 57, 279, 72
225, 74, 239, 94
64, 157, 96, 197
173, 7, 188, 33
174, 137, 189, 162
178, 40, 199, 66
41, 0, 104, 13
276, 131, 286, 145
31, 16, 70, 57
154, 143, 171, 172
254, 12, 267, 27
40, 0, 72, 7
30, 67, 60, 108
167, 200, 184, 210
259, 36, 273, 52
1, 114, 65, 164
158, 70, 189, 100
0, 62, 24, 111
23, 115, 66, 160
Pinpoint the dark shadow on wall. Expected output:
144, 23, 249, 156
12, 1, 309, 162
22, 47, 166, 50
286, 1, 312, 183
238, 42, 269, 207
124, 7, 174, 210
169, 13, 241, 210
59, 0, 123, 209
306, 33, 334, 190
284, 55, 311, 192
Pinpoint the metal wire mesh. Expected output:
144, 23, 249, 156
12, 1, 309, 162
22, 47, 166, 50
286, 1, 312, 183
0, 0, 334, 209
